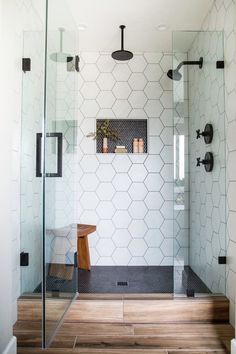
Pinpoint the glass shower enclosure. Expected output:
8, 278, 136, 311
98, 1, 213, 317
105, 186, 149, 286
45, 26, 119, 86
20, 7, 227, 346
20, 0, 79, 347
172, 31, 226, 296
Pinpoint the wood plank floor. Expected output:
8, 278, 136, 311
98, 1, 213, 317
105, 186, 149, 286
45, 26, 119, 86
15, 296, 234, 354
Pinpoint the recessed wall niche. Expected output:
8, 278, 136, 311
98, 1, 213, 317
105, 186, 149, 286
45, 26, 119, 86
96, 119, 147, 154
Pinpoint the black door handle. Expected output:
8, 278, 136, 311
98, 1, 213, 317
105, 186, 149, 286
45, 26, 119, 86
36, 132, 63, 177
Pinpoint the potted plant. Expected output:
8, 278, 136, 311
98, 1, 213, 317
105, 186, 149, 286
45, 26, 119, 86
87, 120, 120, 153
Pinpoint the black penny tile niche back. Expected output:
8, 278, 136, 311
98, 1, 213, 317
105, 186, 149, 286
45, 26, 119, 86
96, 119, 147, 154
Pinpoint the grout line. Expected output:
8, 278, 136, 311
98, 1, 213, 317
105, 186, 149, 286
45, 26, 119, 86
73, 335, 77, 349
122, 297, 125, 323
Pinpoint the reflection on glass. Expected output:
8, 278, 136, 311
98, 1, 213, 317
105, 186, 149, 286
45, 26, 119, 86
43, 0, 79, 346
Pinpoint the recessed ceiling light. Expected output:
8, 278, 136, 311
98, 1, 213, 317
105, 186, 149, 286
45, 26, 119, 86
78, 24, 87, 31
156, 24, 168, 31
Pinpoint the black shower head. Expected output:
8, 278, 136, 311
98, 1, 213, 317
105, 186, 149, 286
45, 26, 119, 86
112, 25, 133, 61
167, 57, 203, 81
167, 69, 182, 81
112, 49, 133, 61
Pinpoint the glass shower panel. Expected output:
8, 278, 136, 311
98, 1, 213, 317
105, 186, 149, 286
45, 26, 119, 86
43, 0, 79, 346
20, 30, 45, 346
173, 31, 226, 296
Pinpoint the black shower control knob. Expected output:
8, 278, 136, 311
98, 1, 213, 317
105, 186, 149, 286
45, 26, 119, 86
196, 157, 201, 166
196, 157, 208, 166
196, 152, 214, 172
196, 129, 201, 139
196, 124, 213, 144
197, 157, 209, 167
196, 129, 208, 138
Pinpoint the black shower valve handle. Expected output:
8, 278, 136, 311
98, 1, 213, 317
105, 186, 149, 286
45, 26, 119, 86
196, 152, 214, 172
196, 129, 209, 139
196, 129, 201, 139
196, 157, 208, 167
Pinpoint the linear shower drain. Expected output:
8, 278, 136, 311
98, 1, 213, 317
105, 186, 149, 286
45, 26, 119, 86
117, 281, 129, 286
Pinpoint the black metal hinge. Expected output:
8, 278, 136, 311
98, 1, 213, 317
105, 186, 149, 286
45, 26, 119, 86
67, 55, 80, 72
20, 252, 29, 266
216, 61, 224, 69
218, 256, 227, 264
22, 58, 31, 73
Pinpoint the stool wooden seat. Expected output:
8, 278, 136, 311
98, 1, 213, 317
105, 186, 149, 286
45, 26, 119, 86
77, 224, 96, 271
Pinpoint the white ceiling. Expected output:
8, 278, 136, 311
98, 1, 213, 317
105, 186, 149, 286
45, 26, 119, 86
66, 0, 214, 52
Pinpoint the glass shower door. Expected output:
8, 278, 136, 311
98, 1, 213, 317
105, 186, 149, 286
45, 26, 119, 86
173, 31, 226, 296
43, 0, 79, 346
20, 29, 45, 349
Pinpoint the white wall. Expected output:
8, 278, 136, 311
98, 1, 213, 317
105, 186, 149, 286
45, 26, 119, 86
0, 1, 17, 352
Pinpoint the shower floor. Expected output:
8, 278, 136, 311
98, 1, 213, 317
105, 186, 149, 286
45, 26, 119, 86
34, 265, 211, 295
78, 266, 210, 294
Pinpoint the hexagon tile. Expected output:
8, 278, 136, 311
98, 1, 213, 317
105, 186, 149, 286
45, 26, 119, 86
68, 53, 178, 267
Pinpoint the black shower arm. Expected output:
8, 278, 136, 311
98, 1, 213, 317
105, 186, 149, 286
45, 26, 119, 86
120, 25, 125, 50
176, 59, 203, 71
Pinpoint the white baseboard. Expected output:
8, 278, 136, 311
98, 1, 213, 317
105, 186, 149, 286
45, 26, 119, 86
231, 339, 236, 354
3, 336, 16, 354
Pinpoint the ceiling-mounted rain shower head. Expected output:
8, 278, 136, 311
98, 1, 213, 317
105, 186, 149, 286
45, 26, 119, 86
112, 25, 133, 61
167, 57, 203, 81
50, 28, 73, 63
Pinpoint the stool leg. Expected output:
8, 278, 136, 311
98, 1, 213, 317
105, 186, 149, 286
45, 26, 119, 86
77, 235, 91, 271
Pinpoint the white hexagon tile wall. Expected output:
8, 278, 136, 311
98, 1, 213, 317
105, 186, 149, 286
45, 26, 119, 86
72, 52, 175, 267
188, 31, 226, 294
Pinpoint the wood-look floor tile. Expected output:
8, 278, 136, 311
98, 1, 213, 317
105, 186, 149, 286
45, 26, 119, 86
18, 299, 70, 322
123, 299, 229, 323
133, 323, 234, 337
16, 334, 42, 348
50, 335, 76, 348
18, 349, 168, 353
57, 322, 134, 336
167, 351, 227, 354
64, 300, 123, 323
16, 296, 233, 354
74, 335, 227, 350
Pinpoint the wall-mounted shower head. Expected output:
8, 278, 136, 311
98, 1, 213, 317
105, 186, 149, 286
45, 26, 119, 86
112, 25, 133, 61
167, 57, 203, 81
167, 69, 182, 81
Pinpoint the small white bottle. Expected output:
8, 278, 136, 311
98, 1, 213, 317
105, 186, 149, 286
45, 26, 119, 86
138, 138, 144, 153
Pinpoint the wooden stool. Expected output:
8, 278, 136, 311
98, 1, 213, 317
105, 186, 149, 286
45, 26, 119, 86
77, 224, 96, 271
